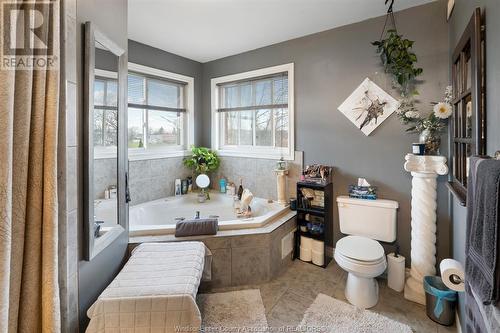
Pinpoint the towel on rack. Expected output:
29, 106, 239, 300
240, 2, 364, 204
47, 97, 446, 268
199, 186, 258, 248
175, 218, 218, 237
465, 156, 500, 305
465, 283, 489, 333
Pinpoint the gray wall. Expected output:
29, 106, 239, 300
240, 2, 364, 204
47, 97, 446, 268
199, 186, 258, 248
95, 48, 118, 72
201, 1, 450, 264
448, 0, 500, 328
128, 40, 204, 146
76, 0, 128, 330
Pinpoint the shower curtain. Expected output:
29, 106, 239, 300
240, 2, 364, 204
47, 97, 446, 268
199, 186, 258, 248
0, 0, 61, 332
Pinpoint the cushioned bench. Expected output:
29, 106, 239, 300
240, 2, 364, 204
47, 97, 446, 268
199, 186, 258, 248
86, 242, 210, 333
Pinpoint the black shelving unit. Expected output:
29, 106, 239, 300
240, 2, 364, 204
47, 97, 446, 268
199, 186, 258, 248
293, 181, 333, 268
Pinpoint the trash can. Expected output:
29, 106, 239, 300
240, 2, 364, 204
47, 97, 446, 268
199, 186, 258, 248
423, 276, 458, 326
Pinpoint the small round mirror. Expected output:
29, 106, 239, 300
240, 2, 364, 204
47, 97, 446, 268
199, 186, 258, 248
196, 174, 210, 189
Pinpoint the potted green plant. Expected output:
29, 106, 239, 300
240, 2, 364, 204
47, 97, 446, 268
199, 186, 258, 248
183, 146, 220, 174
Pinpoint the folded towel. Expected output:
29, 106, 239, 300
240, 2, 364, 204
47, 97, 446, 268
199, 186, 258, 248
466, 157, 500, 305
241, 188, 253, 208
175, 218, 218, 237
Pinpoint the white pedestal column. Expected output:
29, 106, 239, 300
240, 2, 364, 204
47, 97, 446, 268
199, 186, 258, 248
403, 154, 448, 305
274, 169, 289, 205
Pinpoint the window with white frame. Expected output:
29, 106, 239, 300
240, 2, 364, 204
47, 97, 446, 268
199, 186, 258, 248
212, 63, 294, 160
94, 75, 118, 148
127, 63, 194, 158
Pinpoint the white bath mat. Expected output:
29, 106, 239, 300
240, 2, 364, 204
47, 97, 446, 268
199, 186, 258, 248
197, 289, 268, 331
299, 294, 412, 333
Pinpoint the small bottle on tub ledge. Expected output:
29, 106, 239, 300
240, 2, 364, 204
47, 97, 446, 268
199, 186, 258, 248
237, 179, 244, 200
219, 177, 227, 193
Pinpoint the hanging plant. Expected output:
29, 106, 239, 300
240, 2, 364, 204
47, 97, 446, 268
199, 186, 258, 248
372, 29, 423, 96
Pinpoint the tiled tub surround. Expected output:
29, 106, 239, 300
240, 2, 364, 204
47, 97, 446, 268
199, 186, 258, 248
93, 158, 117, 199
129, 211, 298, 288
212, 152, 303, 201
94, 156, 191, 204
128, 156, 191, 205
96, 151, 303, 205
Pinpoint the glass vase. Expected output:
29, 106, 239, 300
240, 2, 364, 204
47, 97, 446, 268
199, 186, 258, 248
419, 129, 441, 155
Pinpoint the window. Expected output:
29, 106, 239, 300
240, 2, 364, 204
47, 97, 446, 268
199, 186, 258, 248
93, 69, 119, 158
127, 63, 194, 159
94, 75, 118, 148
212, 63, 294, 160
447, 8, 485, 206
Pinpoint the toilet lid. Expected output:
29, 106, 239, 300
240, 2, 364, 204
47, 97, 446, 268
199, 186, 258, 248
336, 236, 384, 262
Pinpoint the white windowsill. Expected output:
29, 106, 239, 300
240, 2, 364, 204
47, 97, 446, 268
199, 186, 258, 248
94, 149, 190, 161
128, 149, 190, 161
216, 149, 294, 161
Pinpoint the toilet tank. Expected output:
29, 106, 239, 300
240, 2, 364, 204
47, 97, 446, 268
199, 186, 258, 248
337, 196, 398, 242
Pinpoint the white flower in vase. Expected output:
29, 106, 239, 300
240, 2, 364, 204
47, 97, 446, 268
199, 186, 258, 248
433, 102, 452, 119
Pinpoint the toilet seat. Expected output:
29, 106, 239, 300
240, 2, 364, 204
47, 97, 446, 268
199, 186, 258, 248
336, 235, 385, 262
334, 235, 387, 279
336, 252, 386, 266
334, 251, 387, 278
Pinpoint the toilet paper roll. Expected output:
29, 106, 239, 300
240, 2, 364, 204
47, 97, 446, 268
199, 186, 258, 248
311, 239, 324, 253
311, 249, 324, 266
300, 246, 312, 262
387, 253, 405, 292
440, 259, 465, 292
301, 236, 313, 249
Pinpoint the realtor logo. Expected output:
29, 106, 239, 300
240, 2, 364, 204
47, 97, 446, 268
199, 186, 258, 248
1, 1, 58, 70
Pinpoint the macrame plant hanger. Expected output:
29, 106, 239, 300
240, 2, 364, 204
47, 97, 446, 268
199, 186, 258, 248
378, 0, 398, 42
372, 0, 399, 93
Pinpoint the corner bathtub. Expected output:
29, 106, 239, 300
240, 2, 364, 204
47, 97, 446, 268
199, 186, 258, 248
129, 192, 289, 236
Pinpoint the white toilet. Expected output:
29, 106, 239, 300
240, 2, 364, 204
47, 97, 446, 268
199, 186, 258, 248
334, 196, 399, 309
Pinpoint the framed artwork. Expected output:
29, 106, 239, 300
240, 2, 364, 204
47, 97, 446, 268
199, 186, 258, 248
338, 78, 399, 136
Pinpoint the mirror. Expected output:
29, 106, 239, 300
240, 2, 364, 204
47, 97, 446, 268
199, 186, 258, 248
195, 174, 210, 189
84, 22, 127, 260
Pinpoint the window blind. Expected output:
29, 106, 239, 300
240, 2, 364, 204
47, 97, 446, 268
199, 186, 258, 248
128, 72, 186, 113
217, 73, 288, 112
94, 77, 118, 110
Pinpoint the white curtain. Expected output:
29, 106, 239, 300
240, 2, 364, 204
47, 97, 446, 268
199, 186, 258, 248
0, 0, 61, 331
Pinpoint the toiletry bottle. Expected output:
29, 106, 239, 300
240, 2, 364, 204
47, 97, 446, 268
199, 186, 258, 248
181, 179, 188, 195
219, 178, 227, 193
237, 179, 244, 200
175, 179, 181, 196
109, 185, 117, 199
300, 171, 305, 181
187, 176, 193, 193
226, 182, 235, 196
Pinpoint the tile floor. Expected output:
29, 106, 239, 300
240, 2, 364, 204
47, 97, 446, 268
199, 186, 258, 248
202, 259, 457, 333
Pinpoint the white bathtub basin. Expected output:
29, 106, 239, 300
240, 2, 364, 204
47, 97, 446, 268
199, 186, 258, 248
129, 192, 289, 236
